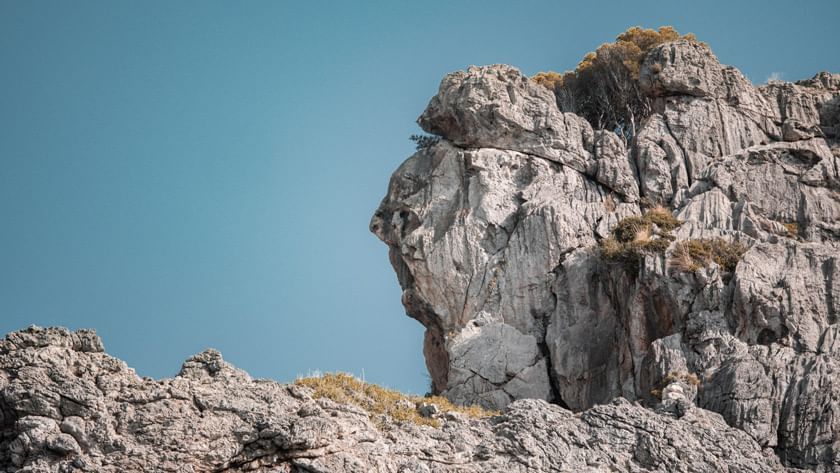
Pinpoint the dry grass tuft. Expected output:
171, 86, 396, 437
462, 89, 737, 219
669, 238, 747, 275
599, 237, 624, 260
294, 372, 498, 429
669, 241, 699, 272
783, 222, 799, 239
611, 215, 650, 243
600, 207, 681, 273
650, 371, 701, 400
633, 225, 652, 243
645, 205, 682, 233
663, 371, 700, 386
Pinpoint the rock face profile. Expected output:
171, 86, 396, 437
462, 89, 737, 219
2, 39, 838, 472
371, 40, 840, 471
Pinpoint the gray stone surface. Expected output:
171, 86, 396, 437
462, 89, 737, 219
0, 326, 784, 472
417, 65, 596, 176
372, 40, 840, 470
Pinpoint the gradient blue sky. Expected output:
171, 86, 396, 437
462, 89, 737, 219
1, 1, 838, 394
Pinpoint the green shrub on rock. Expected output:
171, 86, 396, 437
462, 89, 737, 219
409, 134, 441, 151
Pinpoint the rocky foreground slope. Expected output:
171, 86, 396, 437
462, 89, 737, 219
371, 40, 840, 471
0, 326, 787, 472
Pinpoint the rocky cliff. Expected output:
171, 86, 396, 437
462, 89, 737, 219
371, 39, 840, 471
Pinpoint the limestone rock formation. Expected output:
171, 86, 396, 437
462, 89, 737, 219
0, 326, 786, 472
3, 39, 838, 472
371, 40, 840, 471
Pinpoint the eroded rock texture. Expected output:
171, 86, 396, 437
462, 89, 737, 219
0, 326, 785, 472
371, 40, 840, 471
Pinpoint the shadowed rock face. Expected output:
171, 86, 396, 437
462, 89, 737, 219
371, 40, 840, 470
0, 326, 786, 472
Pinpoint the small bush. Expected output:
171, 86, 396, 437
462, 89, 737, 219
599, 236, 624, 259
611, 216, 650, 243
600, 207, 681, 273
642, 237, 672, 253
669, 238, 747, 275
409, 134, 441, 151
295, 372, 497, 429
532, 26, 699, 140
532, 71, 564, 92
600, 236, 646, 273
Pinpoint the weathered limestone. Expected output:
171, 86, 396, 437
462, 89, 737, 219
370, 139, 617, 406
0, 326, 788, 472
372, 40, 840, 470
417, 65, 596, 175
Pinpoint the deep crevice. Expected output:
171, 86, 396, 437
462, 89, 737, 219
823, 258, 837, 325
538, 340, 568, 409
541, 253, 574, 410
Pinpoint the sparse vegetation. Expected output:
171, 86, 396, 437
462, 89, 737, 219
294, 372, 498, 429
644, 206, 683, 233
532, 26, 699, 142
600, 206, 681, 274
409, 134, 441, 151
669, 238, 748, 275
532, 70, 564, 91
783, 222, 799, 239
649, 371, 701, 400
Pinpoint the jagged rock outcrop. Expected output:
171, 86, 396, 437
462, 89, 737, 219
0, 326, 787, 472
372, 40, 840, 471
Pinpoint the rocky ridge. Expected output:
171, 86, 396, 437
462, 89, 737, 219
0, 326, 786, 472
371, 39, 840, 471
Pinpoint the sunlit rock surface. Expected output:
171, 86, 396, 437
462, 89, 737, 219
372, 40, 840, 470
0, 326, 788, 472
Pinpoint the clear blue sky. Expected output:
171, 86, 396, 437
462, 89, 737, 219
1, 1, 838, 394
